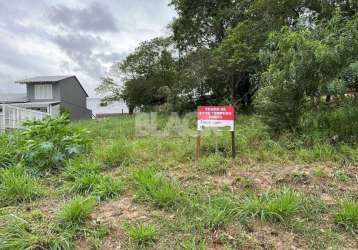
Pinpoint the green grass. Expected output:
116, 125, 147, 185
64, 157, 101, 180
334, 200, 358, 232
0, 214, 42, 250
0, 166, 41, 206
198, 154, 229, 174
126, 223, 158, 246
96, 139, 134, 168
239, 188, 302, 222
58, 196, 96, 228
132, 167, 180, 208
196, 195, 238, 229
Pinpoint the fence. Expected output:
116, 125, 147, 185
0, 104, 48, 132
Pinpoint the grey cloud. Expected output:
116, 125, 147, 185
48, 2, 118, 32
51, 33, 106, 77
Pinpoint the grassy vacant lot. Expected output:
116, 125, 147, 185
0, 114, 357, 249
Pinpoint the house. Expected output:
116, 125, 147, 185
0, 75, 92, 120
87, 97, 129, 118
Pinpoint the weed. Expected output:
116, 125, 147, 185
64, 157, 101, 180
198, 196, 238, 229
0, 214, 42, 250
96, 139, 134, 168
132, 167, 180, 208
313, 166, 329, 178
198, 154, 229, 174
333, 170, 351, 182
58, 196, 96, 228
0, 165, 41, 205
126, 223, 158, 246
334, 200, 358, 232
92, 176, 124, 201
239, 188, 302, 222
181, 237, 207, 250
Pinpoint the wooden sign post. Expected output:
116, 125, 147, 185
196, 106, 236, 160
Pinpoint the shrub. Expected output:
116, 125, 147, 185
58, 196, 96, 228
0, 214, 42, 250
239, 188, 302, 222
334, 200, 358, 232
21, 114, 91, 172
0, 166, 41, 205
96, 140, 134, 168
301, 100, 358, 143
198, 154, 229, 174
126, 223, 158, 246
132, 168, 179, 208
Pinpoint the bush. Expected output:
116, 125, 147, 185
126, 223, 158, 246
239, 188, 302, 222
132, 168, 180, 208
58, 196, 96, 228
334, 200, 358, 232
301, 100, 358, 143
0, 166, 41, 205
21, 114, 91, 172
0, 214, 42, 250
0, 134, 19, 169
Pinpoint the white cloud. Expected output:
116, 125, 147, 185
0, 0, 176, 96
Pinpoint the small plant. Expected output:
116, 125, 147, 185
21, 114, 91, 172
239, 188, 302, 222
198, 154, 229, 174
132, 167, 180, 208
313, 166, 329, 178
64, 157, 101, 180
198, 196, 238, 229
71, 173, 123, 200
58, 196, 96, 228
126, 223, 158, 246
0, 214, 41, 250
0, 166, 41, 205
182, 237, 207, 250
92, 176, 124, 201
96, 140, 134, 168
334, 200, 358, 232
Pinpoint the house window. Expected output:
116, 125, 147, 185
34, 84, 52, 99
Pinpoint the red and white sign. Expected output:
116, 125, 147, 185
197, 106, 235, 131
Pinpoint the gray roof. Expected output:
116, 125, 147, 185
0, 93, 28, 103
16, 75, 73, 84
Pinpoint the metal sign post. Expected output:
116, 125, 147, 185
196, 106, 236, 160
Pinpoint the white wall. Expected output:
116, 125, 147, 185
87, 98, 129, 116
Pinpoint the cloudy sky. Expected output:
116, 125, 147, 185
0, 0, 176, 96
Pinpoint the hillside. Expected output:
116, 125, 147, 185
0, 114, 357, 249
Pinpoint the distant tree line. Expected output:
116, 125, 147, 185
97, 0, 358, 135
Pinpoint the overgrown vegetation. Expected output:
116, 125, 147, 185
1, 114, 357, 249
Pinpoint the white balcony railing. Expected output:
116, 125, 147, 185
0, 104, 48, 132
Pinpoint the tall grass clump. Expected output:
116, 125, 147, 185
64, 157, 101, 180
132, 168, 180, 208
0, 133, 19, 169
198, 154, 229, 174
58, 196, 96, 228
239, 188, 302, 222
195, 196, 238, 229
0, 214, 42, 250
126, 223, 158, 246
334, 200, 358, 232
96, 139, 134, 168
21, 114, 91, 172
0, 166, 41, 205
